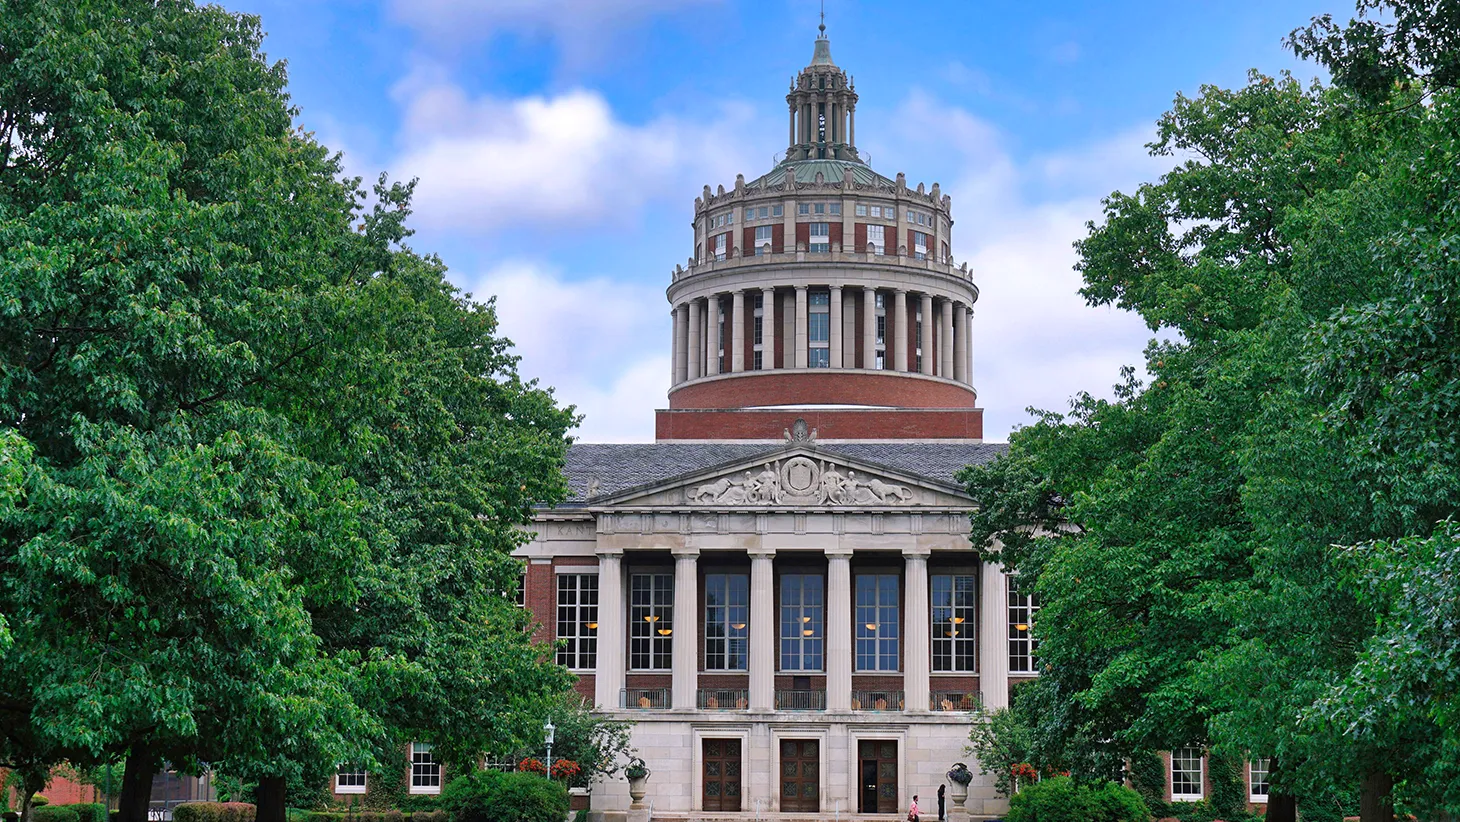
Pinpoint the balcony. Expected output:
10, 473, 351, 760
775, 689, 827, 711
621, 687, 670, 710
931, 690, 984, 712
671, 246, 972, 284
698, 688, 750, 710
850, 690, 904, 711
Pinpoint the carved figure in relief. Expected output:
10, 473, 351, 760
689, 461, 915, 506
751, 464, 782, 504
820, 464, 848, 504
690, 477, 734, 504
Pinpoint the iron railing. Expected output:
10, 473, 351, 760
775, 689, 827, 711
697, 688, 750, 710
850, 690, 904, 711
620, 687, 670, 709
931, 690, 984, 712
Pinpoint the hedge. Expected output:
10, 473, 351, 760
304, 812, 444, 822
31, 807, 77, 822
172, 803, 257, 822
1006, 776, 1151, 822
440, 771, 566, 822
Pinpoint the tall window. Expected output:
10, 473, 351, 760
1008, 577, 1041, 674
912, 230, 929, 260
556, 574, 598, 671
410, 743, 440, 794
867, 224, 885, 255
630, 573, 673, 670
714, 233, 727, 261
809, 222, 830, 253
705, 573, 749, 671
1171, 747, 1204, 802
335, 767, 367, 794
874, 292, 887, 369
855, 574, 900, 671
755, 225, 773, 255
716, 300, 725, 372
752, 294, 764, 370
932, 574, 977, 672
1249, 759, 1270, 803
780, 574, 824, 671
808, 290, 830, 368
914, 306, 924, 373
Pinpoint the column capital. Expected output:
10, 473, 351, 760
901, 545, 932, 559
671, 546, 700, 559
825, 547, 854, 560
596, 548, 624, 559
748, 547, 777, 561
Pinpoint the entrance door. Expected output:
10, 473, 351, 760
702, 738, 742, 812
779, 738, 820, 813
858, 740, 898, 814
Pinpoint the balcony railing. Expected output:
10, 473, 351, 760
672, 247, 971, 283
621, 687, 670, 710
698, 688, 750, 710
775, 689, 827, 711
931, 690, 984, 712
850, 690, 905, 711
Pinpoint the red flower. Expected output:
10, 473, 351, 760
518, 757, 547, 775
551, 760, 582, 780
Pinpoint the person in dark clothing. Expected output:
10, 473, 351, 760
938, 784, 946, 820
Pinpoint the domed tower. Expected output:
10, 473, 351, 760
657, 24, 981, 441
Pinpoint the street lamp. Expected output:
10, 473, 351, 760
544, 718, 556, 776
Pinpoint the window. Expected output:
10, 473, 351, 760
808, 289, 830, 368
874, 291, 887, 370
410, 743, 441, 794
705, 573, 749, 670
917, 212, 926, 225
630, 573, 673, 670
814, 202, 825, 214
1249, 759, 1270, 803
512, 570, 525, 607
773, 204, 784, 217
799, 203, 810, 215
907, 210, 915, 222
1008, 577, 1041, 673
855, 204, 867, 216
871, 205, 882, 218
855, 574, 900, 671
809, 222, 830, 253
716, 300, 725, 370
714, 233, 727, 262
941, 241, 949, 261
932, 574, 977, 672
759, 206, 769, 218
867, 224, 885, 255
913, 230, 929, 260
1171, 747, 1204, 802
336, 767, 367, 795
914, 305, 923, 372
556, 574, 598, 671
752, 293, 764, 369
780, 574, 823, 671
755, 225, 773, 256
829, 202, 841, 215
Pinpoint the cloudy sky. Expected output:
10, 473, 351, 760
225, 0, 1335, 442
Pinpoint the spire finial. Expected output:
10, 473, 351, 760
819, 0, 826, 37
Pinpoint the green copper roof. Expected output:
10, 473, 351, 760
749, 158, 894, 190
811, 35, 834, 65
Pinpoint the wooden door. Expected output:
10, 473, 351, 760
702, 738, 742, 812
779, 738, 820, 813
858, 739, 898, 814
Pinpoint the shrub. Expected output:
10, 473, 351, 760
59, 805, 106, 822
31, 807, 77, 822
31, 799, 49, 808
1006, 776, 1151, 822
440, 771, 566, 822
172, 802, 257, 822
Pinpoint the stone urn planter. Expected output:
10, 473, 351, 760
946, 762, 974, 820
624, 757, 651, 810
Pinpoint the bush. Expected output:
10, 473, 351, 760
440, 771, 566, 822
31, 799, 49, 808
304, 810, 446, 822
65, 804, 107, 822
31, 807, 77, 822
1006, 776, 1151, 822
172, 803, 257, 822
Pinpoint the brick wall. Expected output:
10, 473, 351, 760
656, 407, 984, 440
668, 370, 976, 410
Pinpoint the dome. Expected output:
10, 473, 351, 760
747, 158, 895, 191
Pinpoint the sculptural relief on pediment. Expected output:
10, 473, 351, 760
687, 456, 916, 507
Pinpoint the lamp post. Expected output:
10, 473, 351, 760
544, 718, 556, 777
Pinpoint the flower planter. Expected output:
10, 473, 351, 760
950, 781, 968, 806
627, 775, 648, 808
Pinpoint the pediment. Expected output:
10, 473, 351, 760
588, 446, 973, 510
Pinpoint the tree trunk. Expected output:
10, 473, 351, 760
254, 776, 287, 822
1359, 770, 1394, 822
1266, 791, 1297, 822
18, 769, 48, 822
117, 740, 158, 822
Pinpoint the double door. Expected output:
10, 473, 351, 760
702, 739, 742, 812
779, 739, 820, 813
859, 739, 899, 814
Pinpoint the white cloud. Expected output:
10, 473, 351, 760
472, 261, 669, 442
390, 76, 763, 232
389, 0, 718, 51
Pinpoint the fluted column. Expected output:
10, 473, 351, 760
862, 287, 877, 369
731, 290, 746, 373
920, 293, 934, 375
594, 550, 625, 709
980, 560, 1010, 709
788, 103, 796, 147
849, 106, 856, 146
893, 290, 909, 372
829, 285, 843, 368
675, 303, 689, 384
953, 301, 968, 384
687, 300, 702, 381
749, 549, 776, 711
706, 297, 720, 377
672, 547, 699, 709
826, 548, 854, 712
670, 306, 681, 386
794, 286, 809, 368
904, 548, 931, 713
761, 287, 776, 371
966, 307, 976, 386
940, 298, 954, 378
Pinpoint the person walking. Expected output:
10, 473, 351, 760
908, 794, 921, 822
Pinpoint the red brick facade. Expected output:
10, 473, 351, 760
668, 370, 976, 410
656, 407, 984, 440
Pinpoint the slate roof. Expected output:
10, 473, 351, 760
556, 442, 1008, 505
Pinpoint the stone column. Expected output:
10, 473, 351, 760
706, 297, 720, 377
826, 548, 854, 712
675, 303, 690, 384
672, 547, 699, 709
829, 285, 843, 368
761, 287, 777, 371
842, 288, 857, 366
730, 208, 740, 257
893, 289, 908, 372
670, 306, 682, 386
980, 560, 1010, 710
594, 550, 625, 710
953, 301, 968, 384
940, 298, 954, 378
862, 287, 877, 370
687, 300, 702, 381
966, 307, 976, 386
903, 547, 931, 713
749, 549, 776, 712
920, 293, 935, 376
731, 290, 746, 373
849, 106, 856, 147
795, 285, 809, 369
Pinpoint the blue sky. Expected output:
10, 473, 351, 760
223, 0, 1338, 442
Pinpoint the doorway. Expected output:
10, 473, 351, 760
702, 738, 742, 812
858, 739, 898, 814
779, 738, 820, 813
